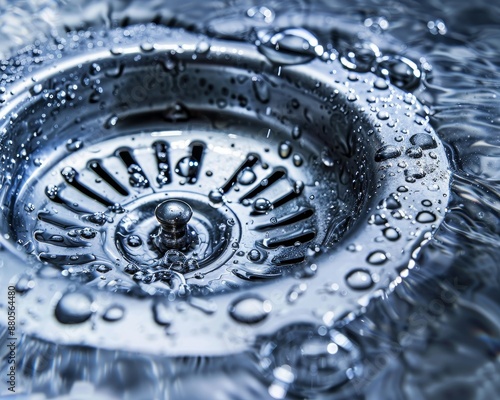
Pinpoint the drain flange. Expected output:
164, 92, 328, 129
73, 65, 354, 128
0, 25, 450, 356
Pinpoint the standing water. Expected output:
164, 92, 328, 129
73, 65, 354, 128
0, 0, 499, 399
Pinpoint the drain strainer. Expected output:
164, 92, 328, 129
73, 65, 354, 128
0, 25, 450, 356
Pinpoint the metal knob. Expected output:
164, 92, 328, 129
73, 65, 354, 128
153, 200, 193, 251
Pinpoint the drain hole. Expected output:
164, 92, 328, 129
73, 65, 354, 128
88, 160, 129, 196
262, 229, 316, 249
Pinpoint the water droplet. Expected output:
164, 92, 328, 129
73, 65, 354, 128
416, 211, 436, 223
377, 111, 390, 121
89, 62, 101, 75
287, 283, 307, 303
373, 78, 389, 90
252, 75, 270, 103
293, 180, 305, 194
253, 198, 273, 213
248, 249, 261, 262
163, 102, 190, 122
195, 40, 211, 54
175, 156, 199, 181
66, 138, 83, 152
88, 212, 109, 225
292, 125, 302, 139
379, 196, 401, 210
14, 275, 35, 293
422, 199, 432, 207
367, 251, 388, 265
31, 83, 43, 95
55, 292, 93, 324
237, 167, 257, 185
124, 264, 139, 274
368, 214, 388, 225
383, 227, 400, 241
278, 141, 292, 159
347, 93, 358, 102
140, 42, 155, 52
61, 166, 76, 183
410, 133, 437, 150
95, 264, 111, 273
377, 55, 421, 90
103, 305, 124, 322
340, 41, 380, 72
346, 269, 374, 290
405, 167, 426, 180
406, 146, 423, 158
321, 148, 334, 167
374, 145, 401, 162
104, 114, 118, 129
292, 154, 303, 167
24, 203, 35, 213
257, 28, 321, 65
229, 294, 271, 324
152, 301, 172, 326
246, 6, 275, 23
127, 235, 143, 247
80, 227, 97, 239
208, 189, 224, 205
110, 47, 123, 56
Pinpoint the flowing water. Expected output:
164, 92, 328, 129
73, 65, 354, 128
0, 0, 499, 399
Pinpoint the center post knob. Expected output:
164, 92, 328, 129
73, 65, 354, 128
153, 199, 194, 251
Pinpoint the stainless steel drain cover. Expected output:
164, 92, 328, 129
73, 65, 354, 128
0, 25, 450, 358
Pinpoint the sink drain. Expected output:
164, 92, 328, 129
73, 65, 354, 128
0, 25, 450, 356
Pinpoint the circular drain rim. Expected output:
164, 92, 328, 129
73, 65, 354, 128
0, 25, 450, 356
